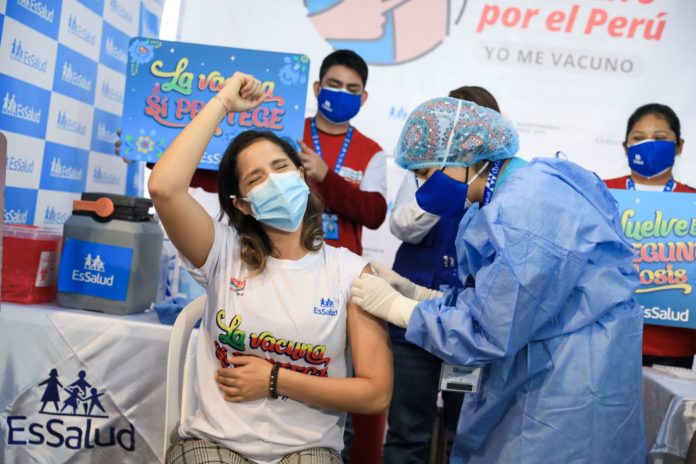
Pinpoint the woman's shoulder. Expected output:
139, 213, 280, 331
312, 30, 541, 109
322, 244, 368, 275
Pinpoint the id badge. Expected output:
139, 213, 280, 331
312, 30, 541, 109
322, 213, 339, 240
439, 363, 482, 393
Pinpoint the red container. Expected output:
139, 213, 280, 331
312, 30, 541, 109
2, 225, 62, 304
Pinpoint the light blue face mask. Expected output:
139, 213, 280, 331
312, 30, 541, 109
233, 171, 310, 232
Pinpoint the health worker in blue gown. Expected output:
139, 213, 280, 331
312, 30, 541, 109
351, 97, 646, 463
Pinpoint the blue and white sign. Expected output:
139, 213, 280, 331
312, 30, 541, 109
99, 20, 129, 72
34, 189, 80, 227
95, 63, 126, 115
6, 0, 61, 40
86, 151, 126, 193
4, 186, 38, 225
0, 72, 50, 138
58, 239, 133, 301
103, 0, 137, 37
53, 44, 97, 104
611, 189, 696, 329
4, 131, 45, 189
138, 3, 158, 38
58, 0, 101, 61
77, 0, 104, 16
39, 141, 88, 193
46, 92, 93, 149
121, 37, 310, 170
90, 107, 120, 154
1, 17, 57, 89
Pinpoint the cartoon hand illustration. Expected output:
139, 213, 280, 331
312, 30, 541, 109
309, 0, 410, 40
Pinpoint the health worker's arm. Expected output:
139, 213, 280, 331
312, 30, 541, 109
148, 73, 265, 268
406, 202, 609, 366
390, 172, 440, 243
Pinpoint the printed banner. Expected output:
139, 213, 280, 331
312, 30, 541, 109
611, 189, 696, 329
176, 0, 696, 266
120, 38, 310, 170
1, 0, 163, 228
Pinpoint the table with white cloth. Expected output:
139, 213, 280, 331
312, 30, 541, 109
0, 302, 172, 464
643, 366, 696, 464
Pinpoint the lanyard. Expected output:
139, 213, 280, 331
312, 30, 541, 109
310, 117, 353, 174
481, 159, 505, 206
626, 177, 675, 192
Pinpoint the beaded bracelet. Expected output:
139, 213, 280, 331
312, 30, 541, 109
214, 94, 231, 113
269, 363, 280, 399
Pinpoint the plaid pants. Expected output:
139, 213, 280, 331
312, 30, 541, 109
167, 439, 343, 464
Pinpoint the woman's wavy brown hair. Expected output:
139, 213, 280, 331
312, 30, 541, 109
217, 130, 324, 274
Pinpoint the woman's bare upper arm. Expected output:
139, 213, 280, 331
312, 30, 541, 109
347, 265, 393, 382
153, 191, 215, 268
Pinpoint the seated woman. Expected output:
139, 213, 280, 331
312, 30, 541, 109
148, 72, 392, 464
605, 103, 696, 368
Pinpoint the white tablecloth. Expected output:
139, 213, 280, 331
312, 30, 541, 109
0, 302, 172, 464
643, 367, 696, 463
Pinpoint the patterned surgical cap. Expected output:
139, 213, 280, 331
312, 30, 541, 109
395, 97, 519, 170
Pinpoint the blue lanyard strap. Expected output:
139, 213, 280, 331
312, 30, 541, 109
310, 117, 353, 173
626, 177, 675, 192
482, 159, 505, 206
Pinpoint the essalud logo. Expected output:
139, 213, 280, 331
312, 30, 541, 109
105, 37, 128, 63
67, 14, 96, 45
44, 206, 71, 225
2, 92, 42, 124
313, 296, 337, 316
5, 368, 135, 451
71, 252, 115, 286
10, 38, 48, 72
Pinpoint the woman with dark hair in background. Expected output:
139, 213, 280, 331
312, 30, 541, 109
605, 103, 696, 369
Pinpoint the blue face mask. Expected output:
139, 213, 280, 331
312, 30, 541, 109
235, 171, 310, 232
317, 87, 361, 124
627, 140, 676, 178
415, 163, 488, 216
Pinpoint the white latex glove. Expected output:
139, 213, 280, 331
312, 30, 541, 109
371, 261, 444, 301
351, 273, 417, 328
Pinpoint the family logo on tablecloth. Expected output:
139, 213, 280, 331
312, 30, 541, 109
37, 369, 108, 418
5, 368, 136, 451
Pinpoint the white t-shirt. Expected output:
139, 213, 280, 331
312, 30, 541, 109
179, 220, 366, 464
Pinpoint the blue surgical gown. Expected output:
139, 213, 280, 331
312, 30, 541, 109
406, 158, 646, 463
